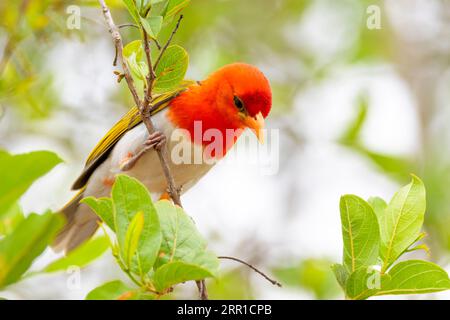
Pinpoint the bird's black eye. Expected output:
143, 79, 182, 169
233, 96, 245, 112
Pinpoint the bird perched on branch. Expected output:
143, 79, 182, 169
53, 63, 272, 252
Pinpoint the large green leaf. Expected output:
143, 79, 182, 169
153, 45, 188, 93
43, 236, 109, 273
0, 212, 63, 288
81, 197, 114, 231
153, 200, 219, 275
339, 195, 380, 273
153, 261, 215, 292
112, 175, 161, 275
378, 260, 450, 295
0, 150, 62, 215
380, 175, 426, 271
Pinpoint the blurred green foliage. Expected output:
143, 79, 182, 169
1, 0, 449, 300
273, 259, 340, 299
0, 150, 108, 291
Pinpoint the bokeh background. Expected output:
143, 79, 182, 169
1, 0, 450, 299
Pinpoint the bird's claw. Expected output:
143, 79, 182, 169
144, 131, 166, 151
120, 131, 166, 171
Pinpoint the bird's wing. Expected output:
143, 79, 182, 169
71, 81, 195, 190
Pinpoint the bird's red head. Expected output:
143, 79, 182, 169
203, 63, 272, 143
168, 63, 272, 155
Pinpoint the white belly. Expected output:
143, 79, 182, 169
83, 110, 214, 200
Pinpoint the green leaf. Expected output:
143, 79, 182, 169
122, 0, 141, 23
339, 195, 380, 273
43, 236, 109, 273
345, 267, 383, 300
153, 200, 219, 275
331, 263, 349, 290
378, 260, 450, 295
0, 150, 62, 215
368, 196, 387, 219
86, 280, 133, 300
0, 212, 63, 288
140, 16, 163, 39
0, 202, 24, 236
123, 40, 147, 80
112, 175, 161, 275
153, 261, 215, 292
163, 0, 190, 20
380, 175, 426, 272
81, 197, 114, 231
153, 45, 188, 93
124, 211, 145, 268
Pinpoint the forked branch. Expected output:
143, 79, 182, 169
97, 0, 206, 299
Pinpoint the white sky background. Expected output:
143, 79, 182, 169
2, 0, 450, 299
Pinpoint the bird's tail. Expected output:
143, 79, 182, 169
52, 187, 100, 253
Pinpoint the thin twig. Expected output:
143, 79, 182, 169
118, 23, 139, 29
154, 15, 183, 70
141, 31, 156, 110
154, 39, 162, 50
218, 256, 282, 287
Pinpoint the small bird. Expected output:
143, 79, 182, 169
53, 63, 272, 252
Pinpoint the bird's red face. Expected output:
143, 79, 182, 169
211, 63, 272, 143
168, 63, 272, 157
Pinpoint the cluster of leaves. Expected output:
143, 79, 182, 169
333, 175, 450, 299
0, 0, 77, 118
120, 0, 190, 94
83, 175, 219, 300
0, 150, 109, 291
342, 95, 450, 253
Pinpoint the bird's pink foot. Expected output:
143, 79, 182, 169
120, 131, 166, 171
144, 131, 166, 151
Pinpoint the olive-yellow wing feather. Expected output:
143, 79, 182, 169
71, 82, 194, 190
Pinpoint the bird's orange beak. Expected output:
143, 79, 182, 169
244, 112, 265, 144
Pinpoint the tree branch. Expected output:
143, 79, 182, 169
218, 256, 282, 287
98, 0, 141, 106
98, 0, 206, 299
